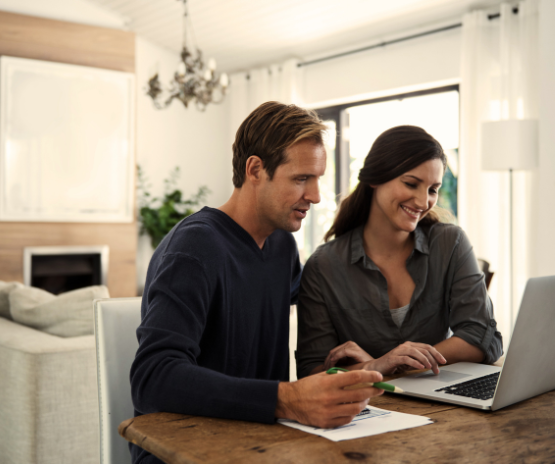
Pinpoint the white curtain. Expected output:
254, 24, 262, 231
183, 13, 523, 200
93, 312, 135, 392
459, 1, 539, 342
228, 58, 302, 145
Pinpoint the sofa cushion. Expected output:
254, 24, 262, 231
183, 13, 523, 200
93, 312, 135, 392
0, 281, 23, 320
9, 285, 109, 337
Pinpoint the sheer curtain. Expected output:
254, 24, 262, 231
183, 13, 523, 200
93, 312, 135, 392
228, 58, 302, 144
459, 1, 539, 342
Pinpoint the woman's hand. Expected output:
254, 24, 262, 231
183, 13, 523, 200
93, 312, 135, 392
323, 341, 374, 370
365, 341, 447, 375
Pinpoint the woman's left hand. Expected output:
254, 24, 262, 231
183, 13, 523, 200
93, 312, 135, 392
324, 341, 374, 370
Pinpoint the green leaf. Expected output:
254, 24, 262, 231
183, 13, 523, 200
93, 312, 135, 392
137, 164, 211, 249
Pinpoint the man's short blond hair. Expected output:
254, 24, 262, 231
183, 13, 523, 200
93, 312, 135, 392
232, 101, 327, 188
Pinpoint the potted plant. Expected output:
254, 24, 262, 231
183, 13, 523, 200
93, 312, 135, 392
137, 165, 210, 249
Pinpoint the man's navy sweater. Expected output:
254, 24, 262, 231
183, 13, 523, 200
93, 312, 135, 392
131, 207, 302, 464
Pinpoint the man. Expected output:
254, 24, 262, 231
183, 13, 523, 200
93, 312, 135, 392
131, 101, 384, 464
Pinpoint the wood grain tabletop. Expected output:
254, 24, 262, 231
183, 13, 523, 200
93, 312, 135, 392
120, 387, 555, 464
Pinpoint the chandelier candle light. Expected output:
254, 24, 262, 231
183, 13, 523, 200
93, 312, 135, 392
146, 0, 229, 111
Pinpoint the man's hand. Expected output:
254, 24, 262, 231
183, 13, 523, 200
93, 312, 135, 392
275, 370, 384, 429
366, 341, 447, 375
323, 341, 374, 370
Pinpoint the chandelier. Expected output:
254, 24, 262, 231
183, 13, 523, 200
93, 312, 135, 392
146, 0, 229, 111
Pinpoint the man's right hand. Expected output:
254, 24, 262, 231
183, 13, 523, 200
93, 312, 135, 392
274, 370, 384, 429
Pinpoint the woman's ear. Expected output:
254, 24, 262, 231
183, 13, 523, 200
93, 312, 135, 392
245, 156, 264, 184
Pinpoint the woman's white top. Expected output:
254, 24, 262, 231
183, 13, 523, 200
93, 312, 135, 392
390, 304, 410, 328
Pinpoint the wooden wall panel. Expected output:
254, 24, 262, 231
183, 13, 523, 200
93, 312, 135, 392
0, 222, 137, 298
0, 10, 137, 297
0, 10, 134, 72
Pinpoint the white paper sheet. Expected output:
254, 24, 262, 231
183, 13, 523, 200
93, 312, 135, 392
278, 406, 432, 442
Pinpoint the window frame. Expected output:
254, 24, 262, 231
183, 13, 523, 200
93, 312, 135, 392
314, 84, 460, 198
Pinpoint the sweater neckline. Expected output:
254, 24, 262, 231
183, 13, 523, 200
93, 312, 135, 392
202, 207, 272, 259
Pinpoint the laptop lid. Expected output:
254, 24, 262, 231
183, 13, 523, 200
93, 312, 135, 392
491, 275, 555, 410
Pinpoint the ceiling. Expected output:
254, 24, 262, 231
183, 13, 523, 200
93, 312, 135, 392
88, 0, 506, 73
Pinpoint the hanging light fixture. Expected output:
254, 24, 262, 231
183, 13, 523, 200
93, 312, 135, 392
146, 0, 229, 111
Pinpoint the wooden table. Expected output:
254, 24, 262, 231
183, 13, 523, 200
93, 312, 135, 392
119, 385, 555, 463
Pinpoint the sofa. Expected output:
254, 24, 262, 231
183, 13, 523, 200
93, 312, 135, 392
0, 282, 108, 464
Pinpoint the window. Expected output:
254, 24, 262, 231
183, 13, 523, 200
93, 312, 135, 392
294, 85, 459, 262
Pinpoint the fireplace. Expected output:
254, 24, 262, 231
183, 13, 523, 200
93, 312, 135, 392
23, 246, 109, 295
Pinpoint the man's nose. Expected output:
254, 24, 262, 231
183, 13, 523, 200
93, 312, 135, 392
305, 179, 321, 204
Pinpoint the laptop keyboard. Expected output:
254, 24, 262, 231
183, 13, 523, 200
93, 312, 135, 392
434, 372, 500, 400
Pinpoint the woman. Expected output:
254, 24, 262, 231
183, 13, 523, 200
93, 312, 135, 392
296, 125, 503, 379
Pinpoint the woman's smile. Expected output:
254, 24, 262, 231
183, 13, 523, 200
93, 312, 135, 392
400, 204, 422, 219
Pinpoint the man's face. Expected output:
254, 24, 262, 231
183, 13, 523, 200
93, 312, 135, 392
257, 139, 326, 233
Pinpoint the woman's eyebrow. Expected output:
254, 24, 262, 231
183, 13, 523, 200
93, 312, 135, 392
404, 175, 442, 187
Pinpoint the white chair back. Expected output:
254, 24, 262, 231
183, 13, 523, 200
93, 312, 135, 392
94, 297, 142, 464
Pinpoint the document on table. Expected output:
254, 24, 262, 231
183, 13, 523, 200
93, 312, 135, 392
278, 406, 432, 442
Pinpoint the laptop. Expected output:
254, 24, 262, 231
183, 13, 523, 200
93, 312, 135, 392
388, 275, 555, 411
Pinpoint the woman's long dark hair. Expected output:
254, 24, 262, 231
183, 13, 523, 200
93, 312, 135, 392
324, 125, 447, 242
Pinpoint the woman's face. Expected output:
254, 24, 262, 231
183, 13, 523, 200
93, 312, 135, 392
370, 159, 444, 233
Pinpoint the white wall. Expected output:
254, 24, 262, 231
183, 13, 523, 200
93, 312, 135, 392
301, 25, 461, 107
135, 37, 232, 291
535, 0, 555, 277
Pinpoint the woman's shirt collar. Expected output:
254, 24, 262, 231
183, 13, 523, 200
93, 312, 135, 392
349, 224, 430, 267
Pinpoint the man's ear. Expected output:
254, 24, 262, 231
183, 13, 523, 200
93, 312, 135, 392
245, 156, 264, 184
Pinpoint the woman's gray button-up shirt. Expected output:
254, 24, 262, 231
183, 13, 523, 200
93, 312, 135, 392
296, 222, 503, 379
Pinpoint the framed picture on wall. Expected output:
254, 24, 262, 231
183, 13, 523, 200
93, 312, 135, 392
0, 56, 135, 222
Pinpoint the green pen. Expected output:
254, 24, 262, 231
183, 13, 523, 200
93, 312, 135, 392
326, 367, 405, 393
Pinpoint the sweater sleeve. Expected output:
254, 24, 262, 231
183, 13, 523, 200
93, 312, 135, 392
448, 229, 504, 364
131, 252, 279, 424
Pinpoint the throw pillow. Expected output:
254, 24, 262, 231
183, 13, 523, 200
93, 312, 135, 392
9, 285, 109, 337
0, 281, 23, 320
